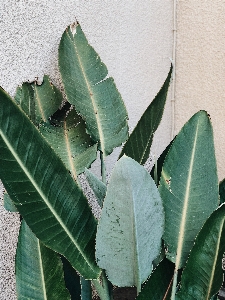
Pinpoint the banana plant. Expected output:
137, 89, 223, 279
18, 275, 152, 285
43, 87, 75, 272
0, 21, 224, 300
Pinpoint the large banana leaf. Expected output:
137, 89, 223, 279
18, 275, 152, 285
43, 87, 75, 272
58, 23, 128, 156
95, 156, 164, 292
15, 75, 62, 124
16, 220, 70, 300
40, 103, 97, 180
176, 204, 225, 300
136, 258, 174, 300
0, 87, 100, 279
119, 66, 172, 164
159, 111, 219, 269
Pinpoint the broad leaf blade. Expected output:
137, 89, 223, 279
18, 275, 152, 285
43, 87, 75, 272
159, 111, 219, 269
58, 23, 128, 156
95, 156, 164, 292
85, 168, 106, 208
0, 88, 100, 279
137, 258, 174, 300
40, 103, 97, 180
15, 75, 62, 124
16, 220, 70, 300
15, 82, 36, 123
119, 66, 172, 164
176, 204, 225, 300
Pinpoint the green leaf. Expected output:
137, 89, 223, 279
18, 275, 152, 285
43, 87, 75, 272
40, 103, 97, 180
159, 111, 219, 269
3, 191, 18, 212
58, 23, 128, 156
136, 258, 174, 300
85, 168, 106, 208
61, 256, 82, 300
16, 220, 70, 300
176, 204, 225, 300
219, 179, 225, 204
15, 75, 62, 124
15, 82, 36, 123
119, 66, 172, 164
95, 156, 164, 292
0, 87, 100, 279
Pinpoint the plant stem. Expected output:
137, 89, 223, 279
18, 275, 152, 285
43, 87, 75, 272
154, 158, 158, 185
92, 271, 112, 300
171, 268, 178, 300
80, 277, 92, 299
100, 151, 106, 185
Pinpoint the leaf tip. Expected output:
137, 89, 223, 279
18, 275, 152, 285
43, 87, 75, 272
70, 20, 79, 36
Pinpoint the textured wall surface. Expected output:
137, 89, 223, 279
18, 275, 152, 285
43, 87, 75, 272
0, 1, 173, 298
175, 1, 225, 180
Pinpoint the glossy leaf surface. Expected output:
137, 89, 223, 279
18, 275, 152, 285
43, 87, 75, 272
40, 103, 97, 180
0, 88, 100, 279
119, 66, 172, 164
58, 23, 128, 156
137, 258, 174, 300
96, 156, 164, 292
16, 220, 70, 300
15, 75, 62, 124
159, 111, 218, 269
176, 204, 225, 300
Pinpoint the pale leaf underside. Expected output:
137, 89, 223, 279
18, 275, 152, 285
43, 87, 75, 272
96, 156, 164, 292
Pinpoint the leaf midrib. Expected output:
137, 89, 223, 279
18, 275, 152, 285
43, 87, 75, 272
34, 85, 46, 122
0, 127, 96, 273
139, 107, 161, 165
175, 121, 199, 270
131, 183, 139, 291
63, 120, 77, 181
128, 168, 142, 292
68, 30, 106, 156
37, 240, 47, 300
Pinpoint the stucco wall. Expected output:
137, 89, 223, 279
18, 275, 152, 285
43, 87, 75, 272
0, 1, 173, 298
175, 1, 225, 181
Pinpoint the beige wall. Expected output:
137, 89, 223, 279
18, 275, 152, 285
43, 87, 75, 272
175, 1, 225, 180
